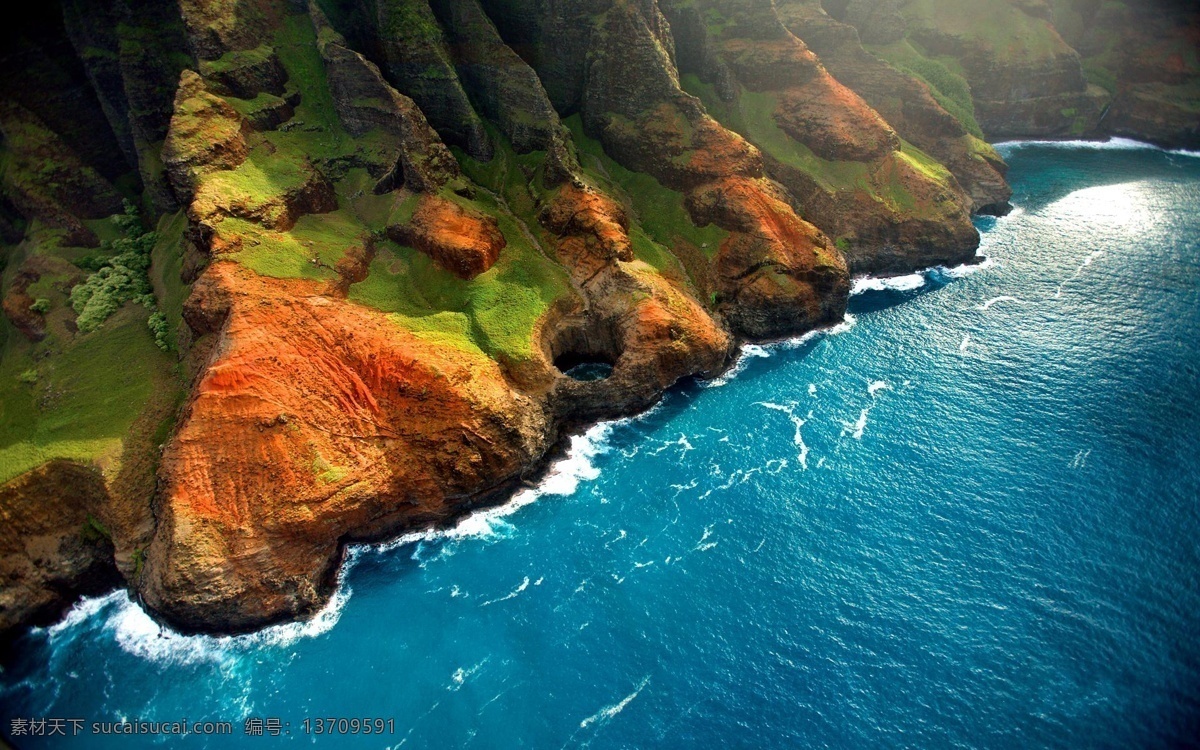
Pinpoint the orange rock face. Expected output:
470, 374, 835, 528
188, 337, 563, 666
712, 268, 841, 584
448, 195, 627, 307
389, 193, 506, 279
774, 71, 898, 162
688, 175, 848, 337
141, 262, 548, 630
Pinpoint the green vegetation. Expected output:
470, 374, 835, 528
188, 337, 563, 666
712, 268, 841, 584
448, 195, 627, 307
68, 202, 164, 340
867, 40, 985, 138
1, 202, 182, 484
149, 210, 189, 337
147, 312, 171, 351
344, 128, 573, 363
0, 301, 177, 484
196, 146, 311, 215
80, 513, 111, 542
897, 139, 952, 184
899, 0, 1065, 62
224, 208, 366, 281
312, 450, 348, 484
682, 77, 872, 192
379, 0, 445, 45
1082, 58, 1118, 94
199, 44, 275, 79
349, 209, 572, 364
226, 91, 290, 122
271, 15, 341, 136
564, 114, 726, 261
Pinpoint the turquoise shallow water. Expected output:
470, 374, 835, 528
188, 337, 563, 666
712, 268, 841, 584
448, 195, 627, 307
2, 143, 1199, 749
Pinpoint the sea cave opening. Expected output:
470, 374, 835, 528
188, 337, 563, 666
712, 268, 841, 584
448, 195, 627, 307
547, 318, 623, 382
554, 353, 616, 382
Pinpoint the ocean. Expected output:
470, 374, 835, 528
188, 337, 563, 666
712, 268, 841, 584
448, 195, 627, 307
1, 141, 1198, 749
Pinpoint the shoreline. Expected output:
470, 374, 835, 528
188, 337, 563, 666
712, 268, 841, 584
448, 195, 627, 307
992, 135, 1200, 158
13, 133, 1192, 647
24, 246, 1005, 653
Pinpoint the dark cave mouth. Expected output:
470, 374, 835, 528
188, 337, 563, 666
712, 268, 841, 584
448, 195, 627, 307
554, 352, 616, 381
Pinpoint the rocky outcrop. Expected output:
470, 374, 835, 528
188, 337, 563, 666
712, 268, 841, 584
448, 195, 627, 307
430, 0, 563, 154
0, 102, 124, 247
539, 180, 734, 420
200, 45, 289, 100
141, 262, 551, 631
576, 0, 850, 334
310, 2, 463, 192
365, 0, 492, 158
1053, 0, 1200, 148
660, 0, 980, 274
177, 0, 281, 60
161, 71, 252, 195
774, 0, 1012, 213
388, 194, 506, 278
0, 462, 122, 647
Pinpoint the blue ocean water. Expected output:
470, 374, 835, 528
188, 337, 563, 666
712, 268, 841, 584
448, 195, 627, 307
2, 142, 1199, 749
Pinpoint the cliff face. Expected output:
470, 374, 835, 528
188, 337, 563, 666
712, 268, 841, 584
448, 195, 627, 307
829, 0, 1199, 147
0, 0, 1196, 637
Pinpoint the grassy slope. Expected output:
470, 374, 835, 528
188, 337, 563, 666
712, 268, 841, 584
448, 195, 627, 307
564, 115, 727, 264
198, 17, 576, 365
0, 223, 180, 484
681, 76, 870, 191
682, 76, 957, 220
865, 39, 986, 139
351, 134, 574, 364
900, 0, 1065, 62
149, 210, 189, 340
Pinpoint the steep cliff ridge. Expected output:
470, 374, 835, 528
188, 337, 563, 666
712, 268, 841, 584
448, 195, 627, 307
830, 0, 1199, 147
1, 0, 1196, 639
773, 0, 1012, 214
1051, 0, 1200, 147
660, 0, 981, 274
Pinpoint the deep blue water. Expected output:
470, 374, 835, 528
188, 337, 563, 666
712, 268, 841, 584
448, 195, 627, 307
2, 142, 1199, 749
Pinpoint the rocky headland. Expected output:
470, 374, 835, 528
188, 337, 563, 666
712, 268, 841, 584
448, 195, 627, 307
1, 0, 1196, 642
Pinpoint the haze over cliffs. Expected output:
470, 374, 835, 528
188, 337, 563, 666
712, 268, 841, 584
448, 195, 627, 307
1, 0, 1197, 640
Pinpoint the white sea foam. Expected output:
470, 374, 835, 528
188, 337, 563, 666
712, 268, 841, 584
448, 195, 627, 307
853, 254, 1000, 297
868, 380, 889, 396
959, 333, 971, 353
480, 576, 531, 607
850, 272, 927, 295
994, 137, 1200, 158
938, 255, 998, 279
808, 383, 817, 397
45, 590, 119, 637
51, 570, 356, 669
40, 418, 621, 662
703, 316, 857, 388
694, 525, 718, 552
843, 408, 870, 440
449, 659, 488, 691
368, 421, 615, 556
579, 676, 651, 729
756, 401, 810, 470
702, 344, 771, 388
651, 433, 693, 456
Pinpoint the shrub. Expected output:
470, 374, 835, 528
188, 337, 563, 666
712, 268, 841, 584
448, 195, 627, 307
29, 297, 51, 314
69, 201, 159, 333
148, 311, 172, 351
